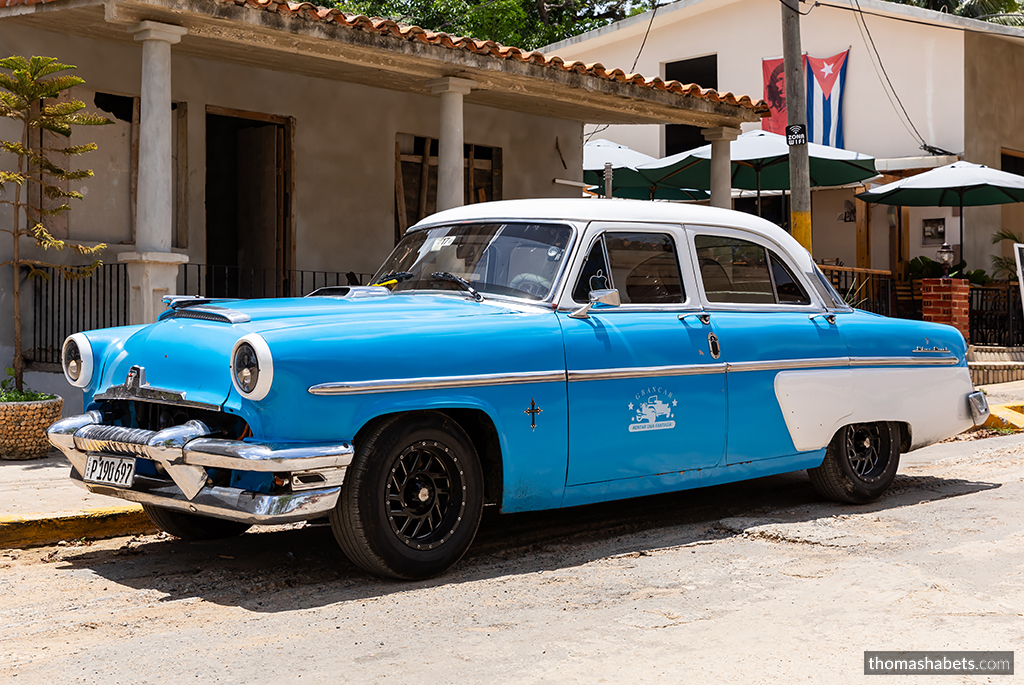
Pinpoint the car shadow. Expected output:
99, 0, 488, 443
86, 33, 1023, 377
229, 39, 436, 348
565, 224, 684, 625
54, 469, 999, 612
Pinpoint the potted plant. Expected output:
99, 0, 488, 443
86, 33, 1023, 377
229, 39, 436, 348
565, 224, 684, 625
0, 56, 109, 459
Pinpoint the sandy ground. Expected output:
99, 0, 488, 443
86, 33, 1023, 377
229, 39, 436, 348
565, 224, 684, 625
1, 435, 1022, 684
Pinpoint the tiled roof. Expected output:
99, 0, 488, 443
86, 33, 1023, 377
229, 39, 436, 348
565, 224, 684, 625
0, 0, 768, 115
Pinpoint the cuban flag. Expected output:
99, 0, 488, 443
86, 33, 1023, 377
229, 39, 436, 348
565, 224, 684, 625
804, 50, 849, 148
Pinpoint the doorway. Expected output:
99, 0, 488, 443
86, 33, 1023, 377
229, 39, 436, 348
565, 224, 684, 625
205, 107, 293, 298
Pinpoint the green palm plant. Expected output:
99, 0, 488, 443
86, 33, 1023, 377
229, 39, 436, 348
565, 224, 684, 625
0, 56, 111, 392
991, 227, 1024, 280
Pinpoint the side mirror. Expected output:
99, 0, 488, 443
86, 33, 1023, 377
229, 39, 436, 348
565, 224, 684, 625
568, 288, 621, 319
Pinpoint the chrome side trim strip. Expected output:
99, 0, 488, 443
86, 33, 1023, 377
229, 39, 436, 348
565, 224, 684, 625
306, 356, 962, 396
568, 364, 726, 382
726, 357, 849, 373
308, 370, 567, 395
849, 356, 959, 367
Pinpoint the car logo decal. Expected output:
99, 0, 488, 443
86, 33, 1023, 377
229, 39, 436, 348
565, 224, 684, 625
628, 386, 677, 433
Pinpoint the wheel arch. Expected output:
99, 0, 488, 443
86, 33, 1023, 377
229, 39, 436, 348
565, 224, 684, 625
351, 407, 504, 508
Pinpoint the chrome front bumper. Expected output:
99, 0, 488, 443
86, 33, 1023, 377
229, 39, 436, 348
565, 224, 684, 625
48, 412, 354, 524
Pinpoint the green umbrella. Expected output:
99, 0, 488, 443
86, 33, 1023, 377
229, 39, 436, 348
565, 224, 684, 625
856, 161, 1024, 257
587, 185, 709, 201
583, 139, 657, 189
637, 130, 877, 215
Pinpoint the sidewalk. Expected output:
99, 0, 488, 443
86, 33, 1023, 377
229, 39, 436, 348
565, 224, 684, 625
3, 378, 1024, 549
0, 452, 153, 548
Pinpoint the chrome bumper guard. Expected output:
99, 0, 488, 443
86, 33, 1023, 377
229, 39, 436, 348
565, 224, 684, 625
968, 390, 990, 426
48, 412, 353, 523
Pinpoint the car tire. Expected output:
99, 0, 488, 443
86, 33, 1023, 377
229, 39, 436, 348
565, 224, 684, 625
807, 421, 901, 504
330, 411, 484, 580
142, 504, 252, 541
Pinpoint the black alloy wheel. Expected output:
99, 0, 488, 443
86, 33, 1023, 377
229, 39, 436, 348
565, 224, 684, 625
330, 411, 484, 580
386, 440, 466, 551
807, 421, 901, 504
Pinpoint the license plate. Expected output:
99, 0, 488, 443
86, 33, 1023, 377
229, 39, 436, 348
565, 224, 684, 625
84, 454, 136, 488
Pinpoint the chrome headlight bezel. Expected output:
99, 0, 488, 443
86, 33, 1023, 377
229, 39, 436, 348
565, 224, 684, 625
62, 333, 94, 388
230, 333, 273, 401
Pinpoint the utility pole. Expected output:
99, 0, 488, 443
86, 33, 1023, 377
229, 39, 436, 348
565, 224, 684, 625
781, 0, 812, 253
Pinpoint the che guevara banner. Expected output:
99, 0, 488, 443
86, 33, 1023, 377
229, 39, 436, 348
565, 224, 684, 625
761, 57, 787, 135
762, 50, 849, 148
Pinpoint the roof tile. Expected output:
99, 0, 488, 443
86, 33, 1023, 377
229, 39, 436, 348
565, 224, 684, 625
8, 0, 768, 115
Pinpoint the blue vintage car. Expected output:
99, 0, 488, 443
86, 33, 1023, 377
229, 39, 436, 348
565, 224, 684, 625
48, 199, 989, 579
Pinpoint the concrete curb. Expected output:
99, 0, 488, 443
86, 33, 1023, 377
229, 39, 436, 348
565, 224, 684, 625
0, 506, 156, 549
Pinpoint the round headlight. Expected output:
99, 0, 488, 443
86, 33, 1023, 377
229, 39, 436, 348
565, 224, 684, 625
233, 343, 259, 393
230, 334, 273, 401
62, 333, 94, 388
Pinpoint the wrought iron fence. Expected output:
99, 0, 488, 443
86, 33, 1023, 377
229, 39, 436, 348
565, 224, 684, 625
970, 285, 1024, 346
818, 265, 892, 316
27, 263, 130, 365
177, 264, 375, 299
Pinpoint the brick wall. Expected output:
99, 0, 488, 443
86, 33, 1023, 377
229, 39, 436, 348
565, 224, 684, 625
922, 278, 970, 341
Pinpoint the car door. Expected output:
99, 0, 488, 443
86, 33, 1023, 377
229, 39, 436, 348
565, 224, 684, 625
558, 223, 728, 486
687, 227, 848, 464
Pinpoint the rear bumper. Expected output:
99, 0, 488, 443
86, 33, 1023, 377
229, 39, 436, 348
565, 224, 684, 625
48, 412, 353, 524
968, 390, 990, 426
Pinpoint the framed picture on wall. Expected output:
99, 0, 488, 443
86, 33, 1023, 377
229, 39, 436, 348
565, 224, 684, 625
922, 218, 945, 245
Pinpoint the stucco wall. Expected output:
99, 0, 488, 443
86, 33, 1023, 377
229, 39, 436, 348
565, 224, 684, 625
964, 32, 1024, 275
0, 23, 584, 397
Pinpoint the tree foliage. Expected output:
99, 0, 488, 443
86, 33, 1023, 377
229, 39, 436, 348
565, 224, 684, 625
0, 56, 111, 391
333, 0, 650, 50
885, 0, 1023, 25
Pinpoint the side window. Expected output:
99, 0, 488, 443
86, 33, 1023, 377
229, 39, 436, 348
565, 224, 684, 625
606, 232, 684, 304
695, 235, 811, 305
573, 232, 685, 304
695, 235, 774, 303
572, 239, 611, 302
769, 252, 811, 304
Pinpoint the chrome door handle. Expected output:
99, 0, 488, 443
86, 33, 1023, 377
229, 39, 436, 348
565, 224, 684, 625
679, 313, 711, 325
809, 312, 837, 325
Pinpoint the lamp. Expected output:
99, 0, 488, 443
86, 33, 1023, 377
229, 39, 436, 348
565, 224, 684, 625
936, 242, 955, 278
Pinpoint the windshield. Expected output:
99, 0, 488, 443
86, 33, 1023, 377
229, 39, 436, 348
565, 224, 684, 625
372, 222, 574, 301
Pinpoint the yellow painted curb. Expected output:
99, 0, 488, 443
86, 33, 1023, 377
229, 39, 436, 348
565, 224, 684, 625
0, 506, 156, 549
982, 403, 1024, 431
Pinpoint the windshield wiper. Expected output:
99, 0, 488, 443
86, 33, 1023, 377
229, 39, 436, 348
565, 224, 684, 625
371, 271, 415, 287
431, 271, 484, 302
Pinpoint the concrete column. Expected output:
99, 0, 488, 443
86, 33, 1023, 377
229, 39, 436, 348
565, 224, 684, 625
428, 77, 477, 212
122, 21, 189, 324
701, 126, 741, 209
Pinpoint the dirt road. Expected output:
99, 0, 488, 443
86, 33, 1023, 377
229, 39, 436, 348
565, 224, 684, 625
2, 435, 1022, 684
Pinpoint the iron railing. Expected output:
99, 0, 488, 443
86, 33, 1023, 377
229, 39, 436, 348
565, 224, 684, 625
970, 285, 1024, 347
178, 265, 375, 299
819, 265, 893, 316
27, 263, 130, 365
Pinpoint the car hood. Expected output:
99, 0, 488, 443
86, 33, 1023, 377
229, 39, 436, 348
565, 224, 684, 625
91, 293, 548, 408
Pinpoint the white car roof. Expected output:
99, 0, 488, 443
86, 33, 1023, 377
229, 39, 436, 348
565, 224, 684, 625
412, 198, 816, 274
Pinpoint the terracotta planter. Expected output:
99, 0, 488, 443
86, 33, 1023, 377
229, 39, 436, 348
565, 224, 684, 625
0, 396, 64, 460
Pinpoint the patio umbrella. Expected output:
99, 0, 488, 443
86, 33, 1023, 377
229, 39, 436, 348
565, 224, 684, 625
583, 139, 707, 201
583, 139, 657, 189
855, 161, 1024, 258
586, 185, 709, 201
636, 130, 878, 216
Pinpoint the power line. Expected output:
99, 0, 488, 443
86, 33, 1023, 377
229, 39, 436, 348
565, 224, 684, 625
850, 0, 926, 148
586, 1, 661, 143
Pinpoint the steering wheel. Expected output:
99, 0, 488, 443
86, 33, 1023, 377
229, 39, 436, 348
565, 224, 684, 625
509, 272, 553, 298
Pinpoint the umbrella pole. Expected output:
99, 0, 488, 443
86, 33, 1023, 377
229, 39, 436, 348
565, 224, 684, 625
959, 191, 964, 269
756, 170, 763, 217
